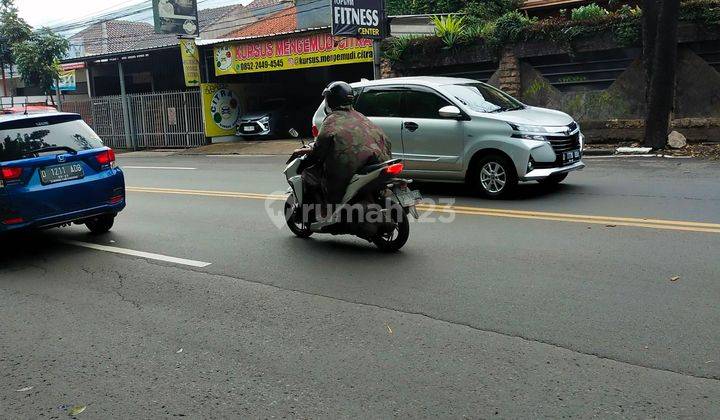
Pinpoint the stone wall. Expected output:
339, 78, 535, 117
383, 24, 720, 143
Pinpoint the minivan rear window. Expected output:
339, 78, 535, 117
354, 90, 403, 117
0, 114, 104, 162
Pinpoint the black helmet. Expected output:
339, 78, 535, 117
322, 81, 354, 110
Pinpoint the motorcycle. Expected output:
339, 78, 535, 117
283, 129, 422, 252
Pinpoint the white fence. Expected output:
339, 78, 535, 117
62, 90, 206, 150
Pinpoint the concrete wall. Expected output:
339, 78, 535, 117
384, 24, 720, 143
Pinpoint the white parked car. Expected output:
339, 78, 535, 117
313, 76, 584, 198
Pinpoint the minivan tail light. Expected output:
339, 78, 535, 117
1, 167, 22, 180
385, 163, 404, 175
312, 125, 319, 138
96, 149, 116, 165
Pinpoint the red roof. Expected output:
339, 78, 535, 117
228, 6, 297, 38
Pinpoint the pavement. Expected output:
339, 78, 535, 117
2, 155, 720, 418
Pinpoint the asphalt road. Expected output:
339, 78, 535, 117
2, 154, 719, 418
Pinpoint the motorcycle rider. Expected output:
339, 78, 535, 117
300, 81, 392, 208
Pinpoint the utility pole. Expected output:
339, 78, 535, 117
55, 77, 62, 112
372, 41, 381, 80
118, 60, 133, 150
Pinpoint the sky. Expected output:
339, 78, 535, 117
15, 0, 251, 29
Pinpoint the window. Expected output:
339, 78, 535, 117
402, 90, 451, 119
442, 82, 524, 113
0, 115, 104, 162
354, 89, 403, 117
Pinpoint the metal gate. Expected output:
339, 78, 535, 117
61, 90, 206, 150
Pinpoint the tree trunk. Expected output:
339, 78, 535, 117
643, 0, 680, 150
0, 62, 7, 98
641, 0, 658, 96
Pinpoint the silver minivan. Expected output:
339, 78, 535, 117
312, 76, 585, 198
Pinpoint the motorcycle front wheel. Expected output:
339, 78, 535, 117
372, 209, 410, 252
284, 196, 313, 238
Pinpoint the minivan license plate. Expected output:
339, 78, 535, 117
40, 163, 84, 185
563, 150, 581, 163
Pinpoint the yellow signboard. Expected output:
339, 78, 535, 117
200, 83, 242, 137
180, 38, 201, 87
214, 32, 373, 76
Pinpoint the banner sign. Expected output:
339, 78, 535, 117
331, 0, 386, 40
200, 83, 242, 137
153, 0, 199, 36
180, 39, 201, 87
214, 33, 373, 76
61, 62, 85, 71
53, 70, 77, 92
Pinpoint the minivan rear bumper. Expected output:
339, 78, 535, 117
0, 201, 125, 233
521, 161, 585, 181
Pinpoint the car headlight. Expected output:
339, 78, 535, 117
509, 123, 549, 141
260, 116, 270, 125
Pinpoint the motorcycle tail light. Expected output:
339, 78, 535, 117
385, 163, 404, 175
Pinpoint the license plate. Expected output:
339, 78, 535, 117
242, 126, 255, 132
563, 150, 581, 162
39, 162, 84, 185
395, 187, 422, 207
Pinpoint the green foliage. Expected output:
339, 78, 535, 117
679, 0, 720, 25
13, 27, 69, 94
385, 0, 720, 65
383, 35, 420, 62
431, 14, 467, 48
0, 0, 32, 69
386, 0, 465, 15
571, 3, 610, 21
463, 0, 524, 24
485, 11, 535, 50
613, 5, 642, 46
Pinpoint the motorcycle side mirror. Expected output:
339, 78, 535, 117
288, 128, 305, 146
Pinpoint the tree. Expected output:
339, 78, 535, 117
13, 27, 69, 104
387, 0, 465, 16
0, 0, 32, 95
642, 0, 681, 150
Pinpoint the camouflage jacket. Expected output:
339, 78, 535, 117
306, 106, 392, 204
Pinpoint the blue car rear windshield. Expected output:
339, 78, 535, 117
0, 114, 104, 162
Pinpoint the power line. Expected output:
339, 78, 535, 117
42, 0, 148, 29
65, 1, 326, 50
49, 0, 248, 33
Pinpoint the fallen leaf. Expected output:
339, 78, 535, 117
670, 276, 680, 282
176, 348, 183, 354
385, 323, 393, 335
15, 386, 33, 392
68, 405, 86, 416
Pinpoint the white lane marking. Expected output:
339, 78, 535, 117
63, 240, 212, 268
205, 154, 278, 158
584, 155, 659, 159
122, 166, 197, 170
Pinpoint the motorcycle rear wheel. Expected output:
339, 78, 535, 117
372, 210, 410, 252
284, 196, 313, 238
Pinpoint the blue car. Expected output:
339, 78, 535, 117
0, 112, 125, 234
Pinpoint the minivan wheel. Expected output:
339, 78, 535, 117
538, 173, 568, 185
86, 215, 115, 234
472, 155, 518, 198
